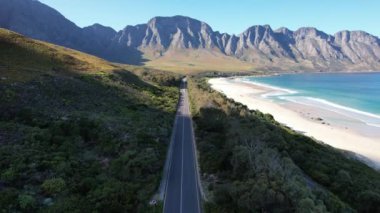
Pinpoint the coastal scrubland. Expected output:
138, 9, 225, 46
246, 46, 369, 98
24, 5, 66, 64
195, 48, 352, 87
188, 77, 380, 213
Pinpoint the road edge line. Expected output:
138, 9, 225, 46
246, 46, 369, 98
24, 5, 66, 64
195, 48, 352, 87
158, 88, 181, 204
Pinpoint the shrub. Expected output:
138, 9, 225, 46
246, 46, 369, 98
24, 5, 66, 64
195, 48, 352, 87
18, 194, 36, 210
197, 107, 227, 132
0, 188, 18, 209
1, 168, 17, 182
42, 178, 66, 194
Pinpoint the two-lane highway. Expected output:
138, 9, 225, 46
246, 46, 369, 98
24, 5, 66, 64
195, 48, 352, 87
163, 79, 202, 213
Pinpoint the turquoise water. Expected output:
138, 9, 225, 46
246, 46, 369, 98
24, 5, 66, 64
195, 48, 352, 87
245, 72, 380, 127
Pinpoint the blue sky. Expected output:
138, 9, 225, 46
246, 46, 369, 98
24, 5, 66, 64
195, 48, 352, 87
39, 0, 380, 36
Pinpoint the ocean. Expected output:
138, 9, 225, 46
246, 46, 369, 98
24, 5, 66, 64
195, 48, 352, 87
244, 72, 380, 128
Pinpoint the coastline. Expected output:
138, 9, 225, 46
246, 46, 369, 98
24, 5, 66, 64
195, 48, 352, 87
209, 77, 380, 169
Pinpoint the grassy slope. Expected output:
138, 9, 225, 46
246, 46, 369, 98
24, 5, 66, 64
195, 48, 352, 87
143, 49, 257, 74
0, 29, 180, 212
188, 77, 380, 213
0, 29, 117, 82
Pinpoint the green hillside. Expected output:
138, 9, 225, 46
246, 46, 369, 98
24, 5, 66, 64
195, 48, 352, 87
0, 28, 118, 81
0, 29, 180, 212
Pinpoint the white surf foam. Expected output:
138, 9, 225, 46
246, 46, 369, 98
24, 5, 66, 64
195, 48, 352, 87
236, 78, 298, 95
283, 96, 380, 128
238, 77, 380, 128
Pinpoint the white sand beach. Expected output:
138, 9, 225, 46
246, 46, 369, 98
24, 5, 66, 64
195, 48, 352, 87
209, 77, 380, 169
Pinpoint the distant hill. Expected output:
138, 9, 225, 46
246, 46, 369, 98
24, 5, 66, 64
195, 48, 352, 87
1, 0, 380, 72
0, 0, 117, 61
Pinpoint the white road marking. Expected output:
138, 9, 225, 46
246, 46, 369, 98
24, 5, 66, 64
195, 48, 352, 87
180, 92, 185, 213
164, 89, 183, 212
164, 86, 202, 213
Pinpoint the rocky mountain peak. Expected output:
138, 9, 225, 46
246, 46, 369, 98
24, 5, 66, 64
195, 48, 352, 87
83, 24, 116, 40
275, 27, 293, 36
147, 16, 213, 36
1, 0, 380, 70
335, 30, 379, 44
243, 25, 273, 35
294, 27, 330, 39
142, 16, 215, 50
84, 24, 116, 33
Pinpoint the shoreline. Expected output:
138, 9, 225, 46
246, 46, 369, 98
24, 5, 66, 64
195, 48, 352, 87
209, 77, 380, 169
239, 77, 380, 129
256, 70, 380, 75
241, 70, 380, 80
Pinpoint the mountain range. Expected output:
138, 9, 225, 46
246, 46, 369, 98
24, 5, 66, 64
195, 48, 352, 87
1, 0, 380, 72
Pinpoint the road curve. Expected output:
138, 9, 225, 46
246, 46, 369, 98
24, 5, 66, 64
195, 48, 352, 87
163, 79, 202, 213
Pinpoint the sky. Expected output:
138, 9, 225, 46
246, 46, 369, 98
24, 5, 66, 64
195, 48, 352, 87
39, 0, 380, 36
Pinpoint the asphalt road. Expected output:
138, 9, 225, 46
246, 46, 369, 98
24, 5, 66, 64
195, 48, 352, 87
163, 80, 202, 213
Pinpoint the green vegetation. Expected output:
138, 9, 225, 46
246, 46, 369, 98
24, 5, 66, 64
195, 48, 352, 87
3, 27, 380, 212
188, 77, 380, 213
144, 50, 256, 74
0, 29, 180, 212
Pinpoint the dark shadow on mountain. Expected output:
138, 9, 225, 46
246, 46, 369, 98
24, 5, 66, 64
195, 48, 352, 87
103, 46, 149, 66
111, 69, 157, 92
273, 31, 297, 61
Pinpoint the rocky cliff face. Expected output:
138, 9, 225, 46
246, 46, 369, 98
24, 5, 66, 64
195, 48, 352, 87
1, 0, 380, 71
334, 31, 380, 65
110, 16, 218, 57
